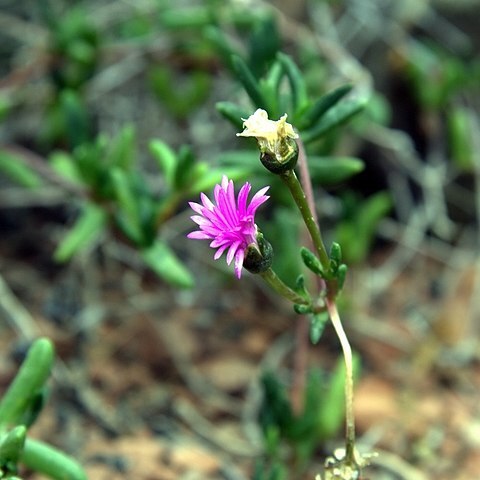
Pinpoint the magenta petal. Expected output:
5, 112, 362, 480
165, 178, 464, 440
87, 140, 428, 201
237, 182, 251, 215
190, 215, 210, 226
187, 231, 212, 240
189, 202, 204, 215
187, 177, 270, 278
213, 244, 229, 259
234, 249, 245, 279
226, 240, 241, 265
200, 192, 214, 210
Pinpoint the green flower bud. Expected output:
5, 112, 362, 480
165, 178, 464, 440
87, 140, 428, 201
243, 232, 273, 274
260, 138, 298, 174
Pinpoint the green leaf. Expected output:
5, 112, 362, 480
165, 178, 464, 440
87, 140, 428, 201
149, 139, 177, 189
300, 247, 323, 276
232, 55, 268, 110
204, 27, 238, 73
0, 151, 43, 188
59, 89, 91, 148
448, 106, 475, 171
0, 338, 54, 428
0, 425, 26, 465
259, 61, 283, 117
277, 53, 308, 115
141, 240, 194, 288
110, 168, 145, 245
309, 156, 365, 185
174, 145, 196, 190
215, 149, 260, 169
21, 439, 87, 480
298, 84, 352, 130
336, 263, 348, 291
259, 371, 294, 435
54, 203, 107, 262
188, 167, 248, 194
49, 151, 83, 184
295, 274, 309, 298
105, 124, 136, 170
72, 136, 109, 192
293, 303, 312, 315
328, 242, 342, 271
17, 388, 49, 429
216, 101, 252, 130
160, 6, 212, 29
309, 312, 329, 344
301, 94, 369, 144
248, 14, 280, 77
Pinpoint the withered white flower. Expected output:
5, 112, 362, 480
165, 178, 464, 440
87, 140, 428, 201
236, 109, 298, 156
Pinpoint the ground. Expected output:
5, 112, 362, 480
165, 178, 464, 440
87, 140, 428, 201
1, 208, 479, 480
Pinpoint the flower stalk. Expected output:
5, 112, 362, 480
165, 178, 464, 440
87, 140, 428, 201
326, 297, 356, 464
279, 169, 330, 270
259, 268, 309, 305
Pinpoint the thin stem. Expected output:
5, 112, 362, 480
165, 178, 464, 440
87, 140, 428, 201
291, 138, 320, 416
280, 169, 330, 269
259, 268, 309, 305
296, 138, 319, 228
326, 297, 356, 463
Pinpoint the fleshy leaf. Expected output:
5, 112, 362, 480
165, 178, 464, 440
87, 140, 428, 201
105, 124, 136, 170
309, 156, 365, 185
0, 425, 26, 465
301, 94, 369, 144
310, 312, 329, 344
216, 101, 253, 130
298, 84, 352, 130
0, 150, 43, 188
49, 151, 83, 184
149, 139, 177, 188
54, 203, 107, 262
277, 53, 308, 115
0, 338, 54, 428
301, 247, 324, 276
232, 55, 268, 110
21, 439, 87, 480
110, 168, 146, 245
142, 240, 194, 288
188, 167, 248, 195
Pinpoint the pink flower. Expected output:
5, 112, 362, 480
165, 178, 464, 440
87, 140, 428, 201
188, 176, 270, 278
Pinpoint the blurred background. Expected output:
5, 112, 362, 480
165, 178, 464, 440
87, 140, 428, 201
1, 0, 479, 479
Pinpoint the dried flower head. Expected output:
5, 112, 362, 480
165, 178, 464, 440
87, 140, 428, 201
237, 109, 299, 172
187, 176, 269, 278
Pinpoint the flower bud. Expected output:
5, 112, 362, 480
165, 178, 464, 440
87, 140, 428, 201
243, 232, 273, 274
260, 137, 298, 174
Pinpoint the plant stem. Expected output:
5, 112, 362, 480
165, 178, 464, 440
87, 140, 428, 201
280, 169, 330, 270
259, 268, 309, 305
326, 297, 356, 463
296, 138, 319, 230
291, 138, 319, 415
